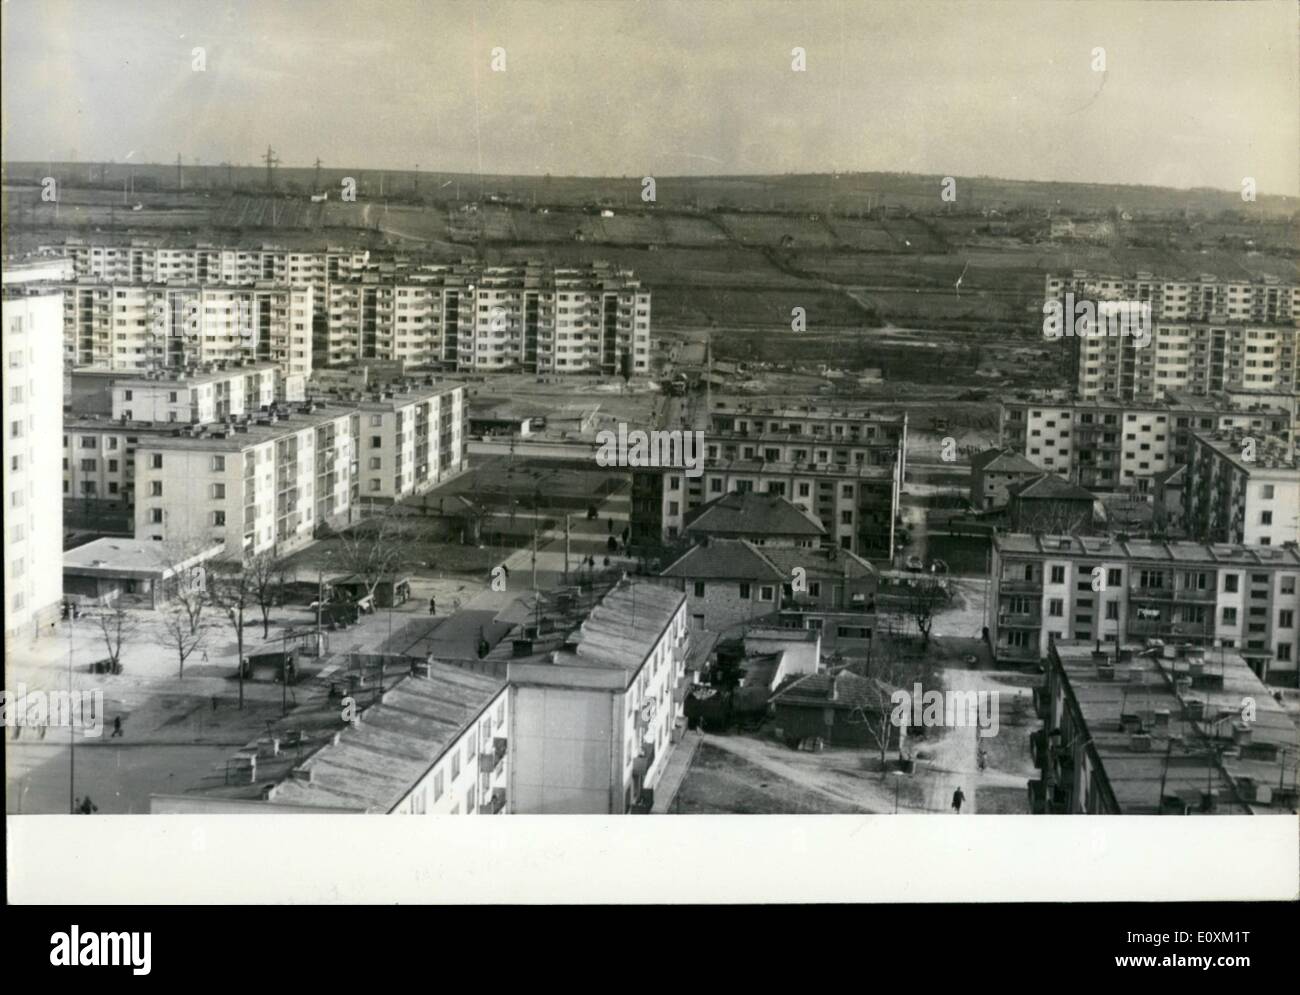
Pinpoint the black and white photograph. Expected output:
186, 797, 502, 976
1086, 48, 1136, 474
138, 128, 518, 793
2, 0, 1298, 928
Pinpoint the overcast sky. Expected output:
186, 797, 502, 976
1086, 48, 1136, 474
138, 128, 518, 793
2, 0, 1297, 194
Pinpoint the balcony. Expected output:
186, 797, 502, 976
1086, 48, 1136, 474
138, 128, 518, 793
999, 579, 1043, 594
477, 788, 507, 815
998, 612, 1042, 628
994, 643, 1040, 663
1129, 584, 1174, 601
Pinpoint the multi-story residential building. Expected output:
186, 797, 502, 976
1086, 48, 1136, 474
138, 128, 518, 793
345, 383, 468, 506
63, 380, 467, 555
1030, 639, 1298, 815
48, 240, 369, 321
989, 533, 1300, 683
151, 660, 510, 815
1000, 390, 1293, 493
503, 578, 690, 813
1182, 430, 1300, 546
325, 260, 651, 374
631, 404, 906, 558
58, 281, 314, 377
3, 288, 64, 649
68, 362, 278, 423
1044, 271, 1300, 399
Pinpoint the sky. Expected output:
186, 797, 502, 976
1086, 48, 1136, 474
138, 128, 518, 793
2, 0, 1297, 195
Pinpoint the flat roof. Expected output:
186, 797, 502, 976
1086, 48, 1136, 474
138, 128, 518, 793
1051, 640, 1299, 815
64, 537, 223, 577
1189, 429, 1299, 473
994, 533, 1300, 567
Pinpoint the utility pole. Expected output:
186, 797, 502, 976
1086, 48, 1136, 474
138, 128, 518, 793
176, 152, 183, 191
261, 145, 279, 190
564, 514, 571, 583
313, 157, 323, 194
531, 526, 538, 591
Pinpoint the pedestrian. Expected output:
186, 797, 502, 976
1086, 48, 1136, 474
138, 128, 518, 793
212, 695, 218, 713
428, 596, 437, 615
951, 786, 965, 814
111, 716, 123, 738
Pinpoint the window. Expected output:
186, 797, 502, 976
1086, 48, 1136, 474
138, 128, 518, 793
80, 459, 96, 472
211, 455, 225, 472
1261, 511, 1273, 526
1050, 566, 1065, 584
759, 586, 774, 601
149, 508, 163, 524
1105, 602, 1119, 620
211, 483, 226, 499
433, 769, 445, 801
150, 454, 163, 469
738, 582, 751, 599
1048, 599, 1064, 617
451, 753, 461, 779
1221, 607, 1238, 625
213, 511, 226, 526
1224, 574, 1239, 593
1107, 568, 1122, 587
149, 481, 162, 497
1280, 610, 1294, 629
693, 581, 705, 597
369, 457, 382, 470
9, 420, 22, 440
370, 436, 382, 448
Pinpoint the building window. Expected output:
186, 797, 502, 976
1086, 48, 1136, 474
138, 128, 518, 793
149, 508, 163, 524
213, 511, 226, 526
1222, 607, 1238, 625
150, 454, 163, 469
1050, 566, 1065, 584
211, 455, 225, 472
693, 581, 705, 597
212, 483, 226, 499
1224, 574, 1239, 593
739, 583, 751, 599
1049, 599, 1064, 617
759, 586, 774, 601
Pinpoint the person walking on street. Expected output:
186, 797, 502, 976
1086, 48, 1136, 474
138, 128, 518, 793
428, 596, 437, 615
951, 786, 965, 814
111, 716, 123, 738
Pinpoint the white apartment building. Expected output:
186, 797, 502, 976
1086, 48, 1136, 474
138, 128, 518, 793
1182, 431, 1300, 546
49, 241, 369, 320
990, 534, 1300, 682
1044, 272, 1300, 400
1000, 391, 1293, 493
325, 261, 651, 375
506, 580, 690, 813
102, 363, 278, 423
152, 661, 511, 815
60, 281, 313, 377
351, 383, 467, 505
3, 290, 64, 648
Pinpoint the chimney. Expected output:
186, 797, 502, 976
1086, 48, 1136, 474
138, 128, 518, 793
826, 674, 837, 701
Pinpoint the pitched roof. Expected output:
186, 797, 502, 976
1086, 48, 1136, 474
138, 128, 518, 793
769, 670, 882, 712
758, 546, 876, 582
970, 448, 1042, 474
1008, 473, 1096, 502
684, 492, 826, 537
660, 540, 785, 581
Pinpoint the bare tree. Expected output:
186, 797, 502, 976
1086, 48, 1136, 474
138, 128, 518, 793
90, 602, 138, 673
906, 574, 950, 650
158, 537, 213, 636
333, 510, 408, 603
208, 557, 255, 709
157, 609, 209, 679
849, 638, 923, 774
245, 551, 285, 639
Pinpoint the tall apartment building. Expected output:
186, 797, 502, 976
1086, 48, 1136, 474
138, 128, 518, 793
999, 390, 1293, 493
503, 578, 690, 813
324, 260, 651, 374
3, 288, 64, 648
632, 405, 906, 558
1182, 431, 1300, 546
59, 281, 314, 377
1044, 271, 1300, 399
49, 240, 369, 321
64, 378, 467, 555
989, 533, 1300, 683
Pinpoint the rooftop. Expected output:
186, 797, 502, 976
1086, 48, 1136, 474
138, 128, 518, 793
994, 532, 1300, 567
970, 448, 1043, 474
1189, 429, 1299, 473
64, 537, 224, 576
1008, 473, 1096, 502
685, 492, 827, 537
1049, 640, 1299, 815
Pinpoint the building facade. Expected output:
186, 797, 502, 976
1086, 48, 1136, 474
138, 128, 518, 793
1182, 431, 1300, 546
990, 534, 1300, 683
3, 289, 64, 648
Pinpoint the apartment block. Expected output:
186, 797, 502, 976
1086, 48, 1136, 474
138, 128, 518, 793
1030, 639, 1298, 815
1044, 271, 1300, 399
3, 289, 64, 648
69, 362, 278, 423
64, 380, 467, 552
152, 660, 510, 815
504, 579, 690, 813
59, 281, 313, 377
1182, 431, 1300, 546
324, 260, 651, 374
989, 533, 1300, 683
1000, 390, 1292, 493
